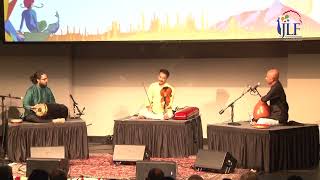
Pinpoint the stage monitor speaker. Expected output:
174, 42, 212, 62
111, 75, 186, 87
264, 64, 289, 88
30, 146, 65, 159
136, 161, 176, 180
194, 150, 237, 174
113, 145, 148, 163
26, 158, 69, 177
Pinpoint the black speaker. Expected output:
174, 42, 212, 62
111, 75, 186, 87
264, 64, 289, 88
26, 158, 69, 177
194, 150, 237, 174
136, 161, 176, 180
113, 145, 150, 164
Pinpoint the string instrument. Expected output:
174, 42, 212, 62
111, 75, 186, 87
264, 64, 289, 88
142, 82, 152, 108
160, 86, 173, 112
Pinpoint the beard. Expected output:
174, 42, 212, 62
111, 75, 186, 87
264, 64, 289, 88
39, 83, 47, 88
159, 80, 165, 85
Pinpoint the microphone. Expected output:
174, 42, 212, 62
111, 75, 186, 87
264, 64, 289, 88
249, 82, 260, 92
8, 94, 23, 100
219, 109, 225, 115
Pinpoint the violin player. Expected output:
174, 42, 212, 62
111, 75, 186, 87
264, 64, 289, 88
138, 69, 175, 120
255, 68, 289, 125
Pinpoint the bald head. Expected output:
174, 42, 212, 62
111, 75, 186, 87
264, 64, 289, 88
265, 68, 279, 86
268, 69, 279, 80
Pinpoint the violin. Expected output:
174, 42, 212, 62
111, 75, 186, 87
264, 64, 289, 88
160, 86, 173, 111
252, 100, 270, 122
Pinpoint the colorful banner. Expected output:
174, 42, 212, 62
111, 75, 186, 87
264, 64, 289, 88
3, 0, 320, 42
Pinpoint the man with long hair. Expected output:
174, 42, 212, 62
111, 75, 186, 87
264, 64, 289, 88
23, 71, 68, 123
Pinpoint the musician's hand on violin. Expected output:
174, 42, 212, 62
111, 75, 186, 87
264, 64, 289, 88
163, 113, 169, 120
147, 105, 153, 112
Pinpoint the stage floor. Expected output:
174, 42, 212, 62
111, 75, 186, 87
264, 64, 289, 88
9, 143, 320, 180
11, 152, 249, 180
88, 144, 320, 180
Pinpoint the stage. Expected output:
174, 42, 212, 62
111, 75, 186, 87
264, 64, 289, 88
1, 117, 319, 179
4, 117, 251, 179
5, 119, 89, 162
113, 116, 203, 158
207, 121, 320, 173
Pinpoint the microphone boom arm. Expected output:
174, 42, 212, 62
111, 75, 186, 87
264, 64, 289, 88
219, 87, 252, 126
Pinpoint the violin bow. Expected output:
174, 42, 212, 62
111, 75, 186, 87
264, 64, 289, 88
142, 82, 152, 106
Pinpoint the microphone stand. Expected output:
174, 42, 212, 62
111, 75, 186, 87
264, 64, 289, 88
69, 94, 85, 119
0, 95, 7, 161
251, 88, 262, 97
0, 94, 22, 162
219, 87, 252, 126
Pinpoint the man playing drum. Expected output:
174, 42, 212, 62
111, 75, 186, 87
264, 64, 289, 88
23, 71, 68, 123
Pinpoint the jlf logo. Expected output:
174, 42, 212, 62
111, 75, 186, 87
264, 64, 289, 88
277, 11, 302, 38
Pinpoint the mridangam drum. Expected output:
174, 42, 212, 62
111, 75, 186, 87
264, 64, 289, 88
32, 103, 68, 120
32, 103, 48, 117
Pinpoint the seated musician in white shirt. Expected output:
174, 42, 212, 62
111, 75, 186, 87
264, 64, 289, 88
138, 69, 175, 120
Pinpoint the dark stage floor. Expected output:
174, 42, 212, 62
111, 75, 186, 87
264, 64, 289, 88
89, 143, 320, 180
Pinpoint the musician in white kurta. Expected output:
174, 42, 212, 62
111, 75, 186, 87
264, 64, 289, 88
138, 69, 175, 120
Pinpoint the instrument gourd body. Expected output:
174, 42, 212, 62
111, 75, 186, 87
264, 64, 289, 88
252, 100, 270, 122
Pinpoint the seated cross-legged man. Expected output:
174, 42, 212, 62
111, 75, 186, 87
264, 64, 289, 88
23, 71, 68, 123
256, 68, 289, 125
138, 69, 175, 120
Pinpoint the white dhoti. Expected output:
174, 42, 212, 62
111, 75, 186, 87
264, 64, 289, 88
256, 118, 279, 125
138, 108, 173, 120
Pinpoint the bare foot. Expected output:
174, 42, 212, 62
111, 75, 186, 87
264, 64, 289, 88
250, 121, 257, 126
163, 114, 169, 120
52, 118, 65, 123
137, 115, 146, 119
